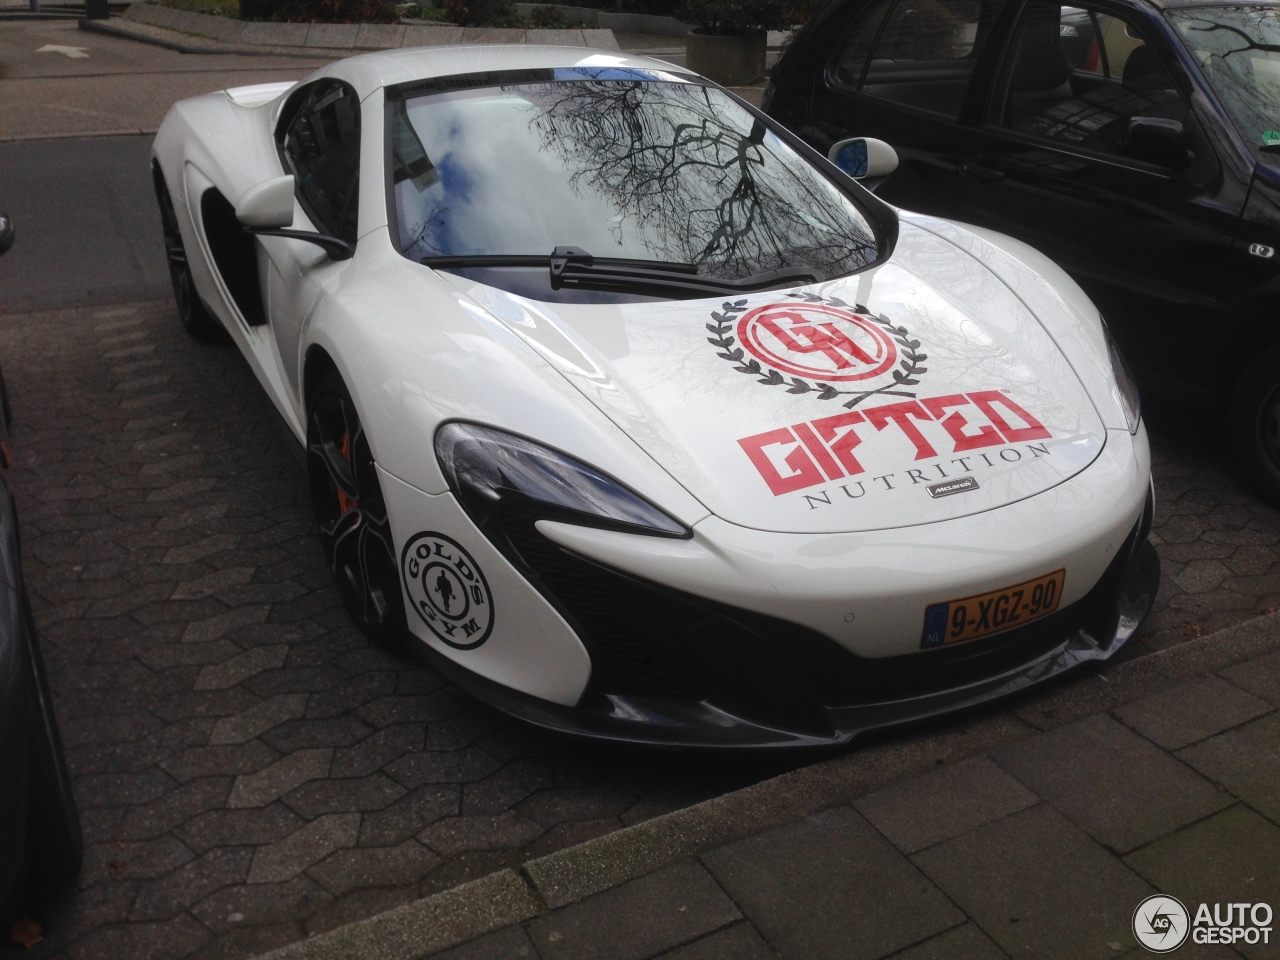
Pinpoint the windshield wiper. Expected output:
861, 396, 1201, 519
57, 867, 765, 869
422, 246, 820, 296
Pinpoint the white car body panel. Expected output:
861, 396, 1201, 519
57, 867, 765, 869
380, 468, 591, 704
149, 44, 1159, 744
442, 220, 1108, 534
538, 424, 1147, 658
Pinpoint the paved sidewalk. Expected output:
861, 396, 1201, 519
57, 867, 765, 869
250, 614, 1280, 960
81, 3, 623, 54
71, 4, 814, 96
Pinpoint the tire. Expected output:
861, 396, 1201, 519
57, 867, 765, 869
154, 173, 223, 342
307, 372, 407, 651
1230, 342, 1280, 506
19, 591, 82, 908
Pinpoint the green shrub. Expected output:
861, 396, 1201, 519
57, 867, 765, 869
239, 0, 400, 22
675, 0, 793, 32
441, 0, 521, 25
155, 0, 240, 16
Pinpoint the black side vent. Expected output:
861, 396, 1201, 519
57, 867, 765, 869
199, 188, 266, 327
498, 503, 832, 734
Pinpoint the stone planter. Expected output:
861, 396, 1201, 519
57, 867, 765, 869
685, 27, 766, 85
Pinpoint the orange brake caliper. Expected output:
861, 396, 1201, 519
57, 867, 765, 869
336, 431, 359, 515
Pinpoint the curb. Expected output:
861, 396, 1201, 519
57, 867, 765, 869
84, 2, 623, 53
248, 611, 1280, 960
78, 17, 363, 56
0, 127, 157, 142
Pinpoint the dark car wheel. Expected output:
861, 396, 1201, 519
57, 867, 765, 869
154, 173, 223, 342
307, 372, 407, 651
1230, 343, 1280, 506
19, 592, 82, 908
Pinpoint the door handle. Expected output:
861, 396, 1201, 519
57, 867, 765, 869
959, 162, 1006, 184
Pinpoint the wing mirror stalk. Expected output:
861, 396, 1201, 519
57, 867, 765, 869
1121, 117, 1192, 170
235, 174, 354, 261
828, 137, 899, 192
242, 227, 354, 261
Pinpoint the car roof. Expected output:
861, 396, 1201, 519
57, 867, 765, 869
315, 45, 699, 98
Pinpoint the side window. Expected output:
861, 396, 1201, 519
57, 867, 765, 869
831, 0, 895, 87
873, 0, 982, 60
278, 81, 361, 243
834, 0, 1003, 119
831, 0, 997, 118
995, 0, 1188, 161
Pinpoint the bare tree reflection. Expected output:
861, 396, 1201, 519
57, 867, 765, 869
1170, 8, 1280, 155
524, 81, 878, 280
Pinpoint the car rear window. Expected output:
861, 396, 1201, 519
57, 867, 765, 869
386, 70, 882, 286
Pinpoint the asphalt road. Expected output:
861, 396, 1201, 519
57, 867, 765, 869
0, 18, 330, 312
0, 19, 330, 138
0, 135, 169, 312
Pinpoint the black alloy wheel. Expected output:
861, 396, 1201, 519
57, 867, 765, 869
1230, 342, 1280, 507
153, 172, 222, 341
20, 591, 82, 909
307, 372, 406, 650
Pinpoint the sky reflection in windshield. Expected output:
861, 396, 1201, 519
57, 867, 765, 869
390, 80, 880, 282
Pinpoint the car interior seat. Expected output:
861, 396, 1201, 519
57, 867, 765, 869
1118, 42, 1184, 122
1005, 20, 1073, 127
1122, 44, 1170, 91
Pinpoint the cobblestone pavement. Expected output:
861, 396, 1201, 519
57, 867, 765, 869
1, 301, 788, 960
0, 297, 1274, 959
1139, 395, 1280, 654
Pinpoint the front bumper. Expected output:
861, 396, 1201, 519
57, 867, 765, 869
423, 492, 1159, 749
387, 422, 1156, 748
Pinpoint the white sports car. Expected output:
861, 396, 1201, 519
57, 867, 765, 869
151, 45, 1158, 748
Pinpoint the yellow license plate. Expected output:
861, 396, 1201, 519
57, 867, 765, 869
921, 569, 1065, 648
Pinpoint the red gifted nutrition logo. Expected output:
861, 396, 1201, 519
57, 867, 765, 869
739, 391, 1050, 496
737, 303, 897, 382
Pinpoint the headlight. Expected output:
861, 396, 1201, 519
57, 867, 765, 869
435, 423, 688, 538
1103, 320, 1141, 434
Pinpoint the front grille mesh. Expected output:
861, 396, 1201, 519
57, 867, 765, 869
501, 503, 712, 700
493, 503, 1142, 716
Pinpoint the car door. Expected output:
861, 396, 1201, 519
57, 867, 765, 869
261, 80, 361, 403
806, 0, 1010, 217
954, 0, 1245, 388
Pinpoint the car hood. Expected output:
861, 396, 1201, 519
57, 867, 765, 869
441, 222, 1107, 534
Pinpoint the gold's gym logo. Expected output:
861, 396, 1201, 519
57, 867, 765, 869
400, 532, 494, 649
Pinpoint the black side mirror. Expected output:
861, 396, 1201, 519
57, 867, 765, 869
1121, 117, 1192, 170
0, 212, 13, 257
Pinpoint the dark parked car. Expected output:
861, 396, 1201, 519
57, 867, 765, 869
765, 0, 1280, 499
0, 212, 82, 934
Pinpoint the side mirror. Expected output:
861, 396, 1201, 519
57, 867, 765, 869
236, 175, 295, 229
237, 175, 355, 261
1121, 117, 1191, 170
828, 137, 899, 180
0, 212, 12, 257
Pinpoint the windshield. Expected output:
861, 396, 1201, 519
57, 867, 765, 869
1168, 4, 1280, 160
387, 70, 881, 286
